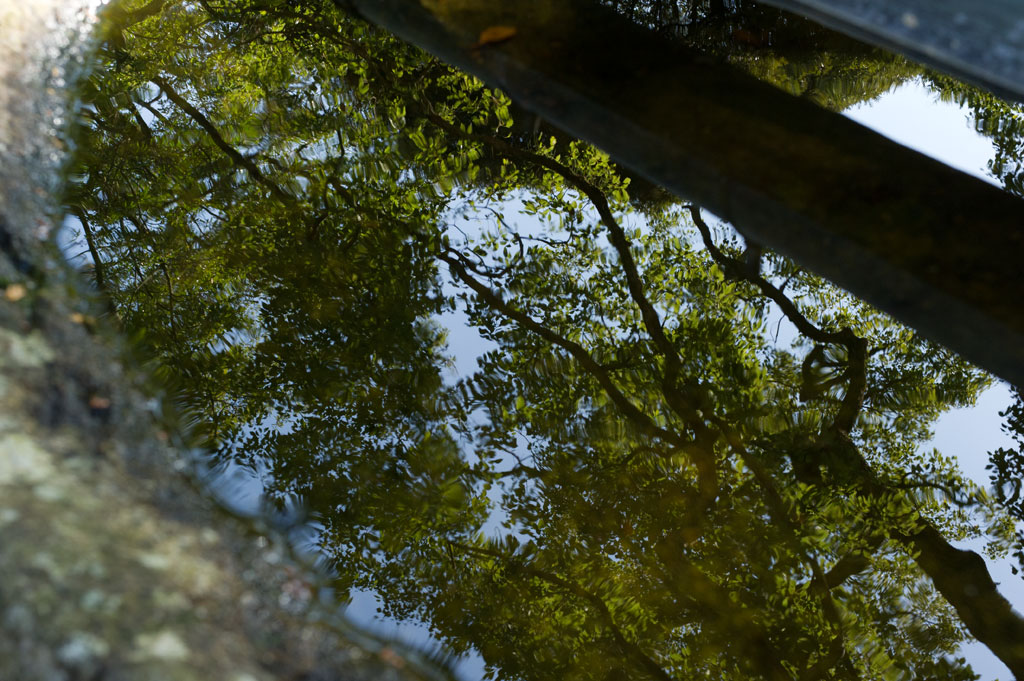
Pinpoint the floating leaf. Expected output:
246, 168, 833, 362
473, 25, 517, 49
88, 395, 112, 410
3, 283, 26, 301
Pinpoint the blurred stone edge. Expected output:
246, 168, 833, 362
0, 3, 444, 680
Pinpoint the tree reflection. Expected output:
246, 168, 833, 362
68, 1, 1024, 679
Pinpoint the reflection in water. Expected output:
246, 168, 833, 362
68, 1, 1024, 679
603, 0, 918, 110
844, 81, 1001, 185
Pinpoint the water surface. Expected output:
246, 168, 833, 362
64, 2, 1024, 680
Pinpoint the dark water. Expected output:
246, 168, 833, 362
65, 1, 1024, 680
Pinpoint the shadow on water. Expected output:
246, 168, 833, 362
62, 0, 1024, 679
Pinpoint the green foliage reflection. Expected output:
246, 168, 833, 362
68, 1, 1024, 679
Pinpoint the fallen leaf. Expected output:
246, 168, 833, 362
88, 395, 112, 410
3, 283, 27, 302
473, 25, 516, 49
378, 647, 406, 669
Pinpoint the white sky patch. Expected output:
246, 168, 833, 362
844, 78, 1000, 185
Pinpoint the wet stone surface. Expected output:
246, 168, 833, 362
0, 1, 442, 679
0, 235, 431, 681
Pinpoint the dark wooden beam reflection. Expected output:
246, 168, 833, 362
345, 0, 1024, 388
756, 0, 1024, 104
